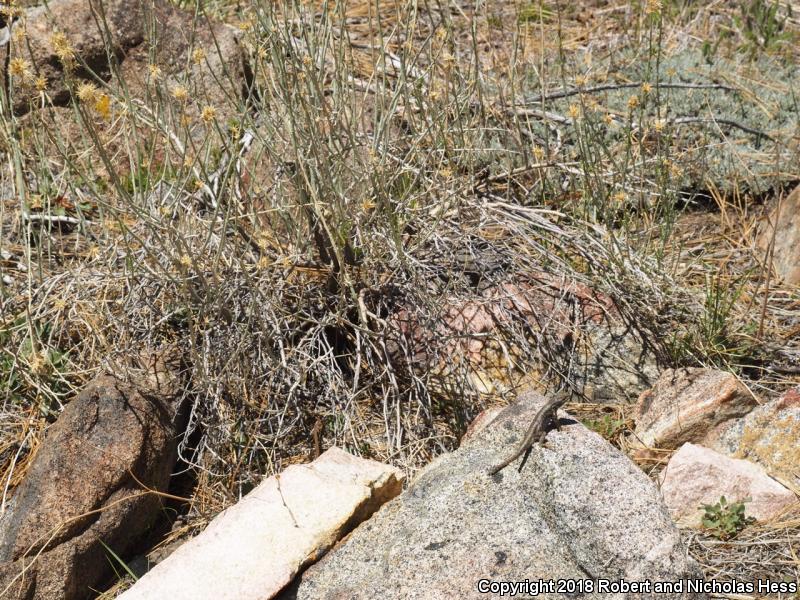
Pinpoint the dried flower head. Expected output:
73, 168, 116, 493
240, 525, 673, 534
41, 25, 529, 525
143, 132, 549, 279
191, 47, 206, 65
646, 0, 662, 15
627, 95, 639, 109
9, 57, 32, 81
200, 105, 217, 123
12, 25, 26, 45
51, 31, 75, 67
76, 82, 98, 103
148, 64, 162, 80
28, 351, 50, 376
171, 85, 188, 102
0, 4, 22, 20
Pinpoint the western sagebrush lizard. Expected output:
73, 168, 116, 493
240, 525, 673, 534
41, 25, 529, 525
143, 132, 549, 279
487, 392, 570, 476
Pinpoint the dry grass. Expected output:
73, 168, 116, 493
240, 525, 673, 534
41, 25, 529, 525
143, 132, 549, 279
0, 0, 799, 593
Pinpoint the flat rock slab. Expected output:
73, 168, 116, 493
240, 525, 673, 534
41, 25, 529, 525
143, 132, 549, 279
118, 447, 404, 600
634, 368, 757, 450
283, 391, 706, 599
659, 443, 796, 528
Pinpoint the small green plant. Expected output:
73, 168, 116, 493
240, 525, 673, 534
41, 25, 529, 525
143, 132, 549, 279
583, 415, 626, 441
100, 540, 139, 582
517, 2, 554, 24
734, 0, 790, 55
700, 496, 755, 539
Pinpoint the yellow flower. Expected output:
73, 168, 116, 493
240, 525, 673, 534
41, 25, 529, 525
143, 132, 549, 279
12, 25, 25, 45
627, 95, 639, 109
237, 18, 255, 31
94, 93, 111, 120
178, 254, 192, 268
28, 351, 50, 376
646, 0, 661, 15
192, 47, 206, 65
256, 232, 271, 250
51, 31, 75, 67
532, 146, 545, 160
76, 82, 98, 103
35, 76, 47, 92
171, 85, 188, 102
567, 103, 580, 119
612, 191, 627, 204
200, 105, 217, 123
641, 82, 652, 94
654, 118, 666, 132
603, 112, 614, 125
0, 3, 22, 19
148, 64, 162, 80
28, 194, 43, 210
9, 57, 32, 80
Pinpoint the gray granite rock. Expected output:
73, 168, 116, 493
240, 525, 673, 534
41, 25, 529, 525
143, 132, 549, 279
283, 391, 706, 600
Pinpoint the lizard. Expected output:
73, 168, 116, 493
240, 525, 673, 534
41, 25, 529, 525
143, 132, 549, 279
487, 392, 570, 476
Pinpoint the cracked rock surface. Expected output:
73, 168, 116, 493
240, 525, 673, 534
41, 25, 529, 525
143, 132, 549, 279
282, 390, 707, 600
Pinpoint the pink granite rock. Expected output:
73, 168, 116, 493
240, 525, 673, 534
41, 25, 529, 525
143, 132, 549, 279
659, 443, 797, 527
634, 368, 758, 450
759, 184, 800, 285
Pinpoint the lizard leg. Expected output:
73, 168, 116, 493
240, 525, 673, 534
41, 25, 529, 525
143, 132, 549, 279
515, 446, 535, 473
